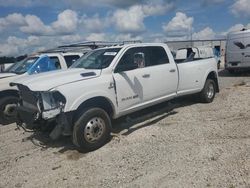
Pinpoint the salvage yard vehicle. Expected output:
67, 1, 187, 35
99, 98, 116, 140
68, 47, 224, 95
225, 29, 250, 73
0, 51, 84, 125
12, 43, 219, 151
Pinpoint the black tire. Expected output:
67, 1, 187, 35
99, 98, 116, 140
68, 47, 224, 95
0, 96, 19, 125
73, 107, 111, 151
199, 79, 216, 103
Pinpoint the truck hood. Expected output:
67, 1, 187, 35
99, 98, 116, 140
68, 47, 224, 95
0, 73, 23, 91
11, 68, 102, 91
0, 72, 17, 79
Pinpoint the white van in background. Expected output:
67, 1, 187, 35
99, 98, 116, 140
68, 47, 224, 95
225, 29, 250, 73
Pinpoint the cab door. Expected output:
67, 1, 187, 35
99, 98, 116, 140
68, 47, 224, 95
113, 47, 146, 113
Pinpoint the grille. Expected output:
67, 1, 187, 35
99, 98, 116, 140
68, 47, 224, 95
17, 84, 40, 111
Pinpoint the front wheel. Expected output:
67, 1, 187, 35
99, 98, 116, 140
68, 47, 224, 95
199, 79, 216, 103
73, 108, 111, 151
0, 96, 19, 125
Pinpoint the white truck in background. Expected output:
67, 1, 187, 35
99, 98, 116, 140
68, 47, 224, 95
225, 29, 250, 73
13, 43, 219, 151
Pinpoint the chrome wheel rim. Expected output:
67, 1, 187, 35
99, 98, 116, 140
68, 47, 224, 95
84, 117, 105, 143
207, 83, 215, 99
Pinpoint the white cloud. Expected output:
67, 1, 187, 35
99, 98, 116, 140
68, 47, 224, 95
0, 34, 86, 56
20, 15, 53, 35
0, 10, 79, 36
0, 0, 175, 9
219, 23, 250, 37
0, 13, 26, 31
112, 3, 173, 33
51, 9, 78, 34
66, 0, 144, 8
81, 14, 109, 33
192, 27, 216, 40
5, 13, 26, 25
227, 24, 245, 33
163, 12, 193, 37
231, 0, 250, 17
114, 33, 142, 41
0, 0, 42, 7
142, 3, 174, 16
86, 33, 107, 41
0, 36, 41, 56
85, 32, 143, 42
112, 6, 146, 33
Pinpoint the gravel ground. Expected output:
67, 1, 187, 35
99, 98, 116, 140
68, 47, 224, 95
0, 70, 250, 188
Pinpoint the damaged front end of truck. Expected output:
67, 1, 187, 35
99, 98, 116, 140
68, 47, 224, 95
13, 83, 72, 139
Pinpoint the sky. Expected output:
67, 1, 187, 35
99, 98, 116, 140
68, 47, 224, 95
0, 0, 250, 57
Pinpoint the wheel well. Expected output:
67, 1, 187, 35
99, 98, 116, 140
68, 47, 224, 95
207, 72, 219, 92
0, 90, 19, 99
74, 97, 114, 122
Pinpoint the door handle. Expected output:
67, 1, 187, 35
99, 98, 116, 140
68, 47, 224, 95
170, 69, 176, 73
142, 74, 150, 78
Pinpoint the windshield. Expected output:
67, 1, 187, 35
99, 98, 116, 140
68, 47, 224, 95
27, 56, 57, 75
7, 57, 38, 74
71, 48, 121, 69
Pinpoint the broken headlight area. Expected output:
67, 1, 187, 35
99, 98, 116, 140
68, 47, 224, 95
39, 91, 66, 120
17, 88, 66, 126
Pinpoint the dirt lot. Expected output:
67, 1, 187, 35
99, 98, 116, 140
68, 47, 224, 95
0, 70, 250, 188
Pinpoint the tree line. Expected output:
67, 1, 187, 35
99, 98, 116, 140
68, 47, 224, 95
0, 55, 27, 64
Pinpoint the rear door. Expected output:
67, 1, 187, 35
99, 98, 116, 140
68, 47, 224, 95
143, 46, 178, 100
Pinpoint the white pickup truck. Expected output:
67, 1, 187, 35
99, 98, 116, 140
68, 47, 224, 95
0, 52, 84, 125
12, 43, 219, 151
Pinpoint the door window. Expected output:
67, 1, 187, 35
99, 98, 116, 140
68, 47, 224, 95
144, 46, 169, 67
49, 56, 61, 69
64, 55, 80, 67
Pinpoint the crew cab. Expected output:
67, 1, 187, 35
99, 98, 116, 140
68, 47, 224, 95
0, 52, 84, 125
12, 43, 219, 151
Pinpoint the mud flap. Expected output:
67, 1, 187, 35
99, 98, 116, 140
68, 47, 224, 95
49, 123, 63, 140
49, 112, 71, 140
